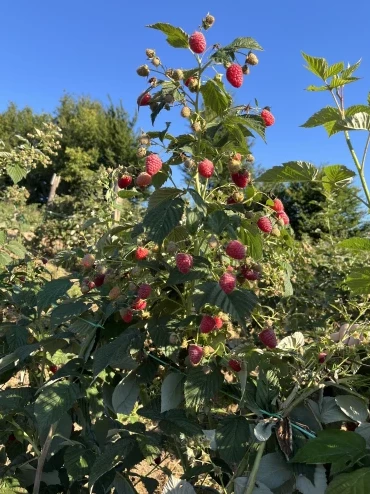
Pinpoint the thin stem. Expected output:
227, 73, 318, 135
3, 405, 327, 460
361, 132, 370, 172
226, 446, 251, 494
344, 130, 370, 208
244, 441, 266, 494
33, 422, 58, 494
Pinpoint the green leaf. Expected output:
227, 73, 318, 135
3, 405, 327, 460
335, 395, 368, 423
329, 77, 359, 89
7, 241, 27, 259
216, 416, 251, 463
326, 468, 370, 494
184, 364, 223, 410
341, 59, 362, 78
240, 225, 263, 260
256, 452, 294, 489
322, 164, 355, 192
0, 387, 34, 412
200, 79, 231, 116
345, 268, 370, 294
225, 37, 263, 52
300, 106, 340, 129
193, 282, 258, 329
188, 188, 207, 216
161, 373, 184, 412
117, 190, 140, 199
255, 161, 319, 183
292, 430, 366, 474
37, 278, 73, 313
337, 112, 370, 131
355, 424, 370, 447
338, 237, 370, 251
6, 163, 28, 184
50, 299, 89, 328
0, 477, 28, 493
89, 437, 135, 491
318, 397, 351, 424
302, 52, 328, 80
241, 115, 267, 142
114, 474, 136, 494
306, 85, 328, 92
5, 324, 29, 351
112, 373, 140, 415
147, 23, 189, 48
277, 332, 305, 350
206, 210, 232, 235
159, 409, 203, 437
324, 62, 344, 78
93, 328, 144, 376
0, 250, 12, 266
345, 105, 370, 117
163, 476, 196, 494
34, 381, 81, 430
64, 445, 96, 480
143, 197, 185, 244
147, 187, 183, 210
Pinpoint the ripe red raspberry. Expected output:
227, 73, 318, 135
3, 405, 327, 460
240, 266, 260, 281
136, 172, 152, 187
137, 283, 151, 299
228, 359, 242, 372
176, 253, 193, 274
214, 317, 223, 329
145, 154, 162, 176
272, 198, 284, 213
188, 344, 203, 365
219, 272, 236, 294
200, 315, 216, 334
227, 196, 237, 204
319, 352, 327, 364
198, 159, 214, 178
50, 365, 58, 374
135, 247, 149, 260
258, 328, 277, 348
189, 31, 206, 54
154, 456, 162, 465
225, 240, 246, 260
132, 298, 147, 311
94, 274, 105, 287
137, 93, 151, 106
8, 434, 16, 443
261, 108, 275, 127
121, 309, 133, 323
231, 170, 250, 188
277, 211, 290, 225
226, 64, 244, 88
257, 216, 272, 233
118, 175, 132, 189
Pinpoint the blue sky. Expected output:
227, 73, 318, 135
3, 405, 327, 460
1, 0, 370, 187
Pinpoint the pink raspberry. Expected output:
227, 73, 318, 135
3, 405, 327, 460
132, 298, 147, 311
188, 344, 203, 365
319, 352, 327, 364
198, 159, 214, 178
118, 175, 132, 189
261, 108, 275, 126
121, 309, 133, 323
277, 211, 290, 225
135, 247, 149, 260
228, 359, 242, 372
189, 31, 206, 54
136, 172, 152, 187
225, 240, 246, 260
137, 283, 152, 299
200, 315, 216, 334
145, 154, 162, 176
258, 328, 277, 348
272, 198, 284, 213
257, 216, 272, 233
214, 317, 223, 329
226, 64, 243, 88
137, 93, 151, 106
231, 170, 250, 188
176, 253, 193, 274
219, 272, 236, 294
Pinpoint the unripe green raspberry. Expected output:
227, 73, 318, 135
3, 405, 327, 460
228, 161, 242, 174
208, 235, 218, 249
165, 93, 174, 104
246, 52, 259, 65
167, 241, 178, 254
271, 226, 281, 237
185, 77, 200, 92
184, 158, 195, 169
152, 57, 161, 67
139, 133, 151, 146
181, 106, 191, 118
172, 69, 184, 81
245, 153, 255, 163
233, 191, 244, 203
165, 69, 174, 78
214, 73, 223, 82
146, 48, 155, 58
192, 121, 202, 133
137, 64, 150, 77
169, 333, 178, 345
202, 13, 215, 29
136, 146, 147, 158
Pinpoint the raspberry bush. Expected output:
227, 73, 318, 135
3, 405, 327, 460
1, 15, 370, 494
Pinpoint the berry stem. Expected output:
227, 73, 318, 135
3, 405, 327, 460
32, 422, 58, 494
244, 441, 266, 494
